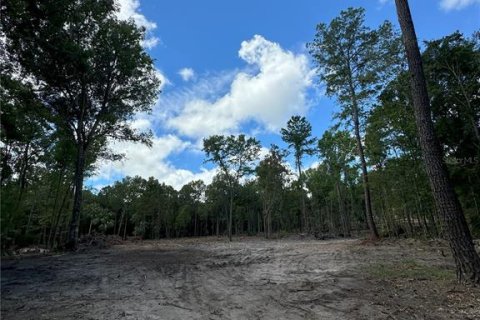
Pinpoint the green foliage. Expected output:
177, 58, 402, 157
256, 145, 288, 237
1, 0, 161, 247
203, 134, 261, 183
318, 130, 356, 176
308, 7, 402, 110
1, 2, 478, 247
281, 116, 316, 174
2, 0, 160, 151
175, 205, 192, 232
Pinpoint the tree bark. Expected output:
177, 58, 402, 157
123, 211, 128, 240
352, 100, 379, 239
66, 144, 86, 250
336, 181, 350, 237
395, 0, 480, 284
297, 158, 308, 233
228, 191, 233, 241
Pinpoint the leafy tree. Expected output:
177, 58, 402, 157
422, 33, 480, 224
82, 191, 114, 235
318, 130, 357, 236
1, 0, 161, 249
308, 7, 402, 239
203, 134, 260, 241
256, 145, 288, 238
205, 173, 231, 237
179, 180, 206, 236
394, 0, 480, 284
280, 116, 316, 232
423, 32, 480, 154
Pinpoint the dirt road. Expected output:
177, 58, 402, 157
1, 237, 479, 319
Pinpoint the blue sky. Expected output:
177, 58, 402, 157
88, 0, 480, 190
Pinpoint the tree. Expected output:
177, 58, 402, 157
1, 0, 161, 249
308, 7, 402, 239
423, 32, 480, 154
205, 174, 231, 237
203, 134, 260, 241
394, 0, 480, 284
256, 145, 288, 238
281, 116, 316, 232
318, 130, 357, 237
179, 180, 206, 236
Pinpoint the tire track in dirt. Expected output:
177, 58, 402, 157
4, 237, 470, 320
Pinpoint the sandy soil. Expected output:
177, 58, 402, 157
1, 237, 479, 320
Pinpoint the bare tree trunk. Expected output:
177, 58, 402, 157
352, 102, 379, 239
257, 210, 261, 235
16, 142, 30, 210
346, 73, 379, 239
66, 144, 86, 250
48, 183, 72, 248
123, 211, 128, 240
395, 0, 480, 284
194, 211, 197, 237
26, 189, 37, 235
228, 191, 233, 241
117, 209, 125, 237
263, 204, 268, 239
336, 181, 350, 237
297, 160, 308, 233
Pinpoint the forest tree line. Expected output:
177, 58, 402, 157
1, 2, 479, 255
2, 28, 479, 248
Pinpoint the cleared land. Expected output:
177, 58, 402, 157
1, 237, 479, 320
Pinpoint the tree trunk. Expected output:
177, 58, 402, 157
297, 159, 308, 233
16, 142, 30, 210
48, 183, 72, 248
348, 82, 379, 239
66, 144, 86, 250
336, 181, 350, 237
343, 51, 378, 237
123, 211, 128, 240
194, 211, 197, 237
228, 191, 233, 241
257, 210, 261, 235
117, 209, 125, 237
395, 0, 480, 284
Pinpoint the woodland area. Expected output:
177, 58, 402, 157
1, 1, 480, 316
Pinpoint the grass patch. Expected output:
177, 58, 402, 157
367, 259, 455, 282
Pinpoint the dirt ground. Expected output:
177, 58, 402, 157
1, 237, 479, 320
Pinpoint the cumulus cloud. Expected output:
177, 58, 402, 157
91, 135, 217, 190
178, 68, 196, 82
115, 0, 160, 49
440, 0, 480, 10
166, 35, 314, 139
91, 35, 315, 190
155, 69, 170, 91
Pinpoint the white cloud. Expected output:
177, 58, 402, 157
91, 135, 217, 190
155, 69, 170, 91
178, 68, 196, 82
440, 0, 480, 10
166, 35, 314, 139
90, 35, 315, 190
115, 0, 161, 48
141, 37, 160, 50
